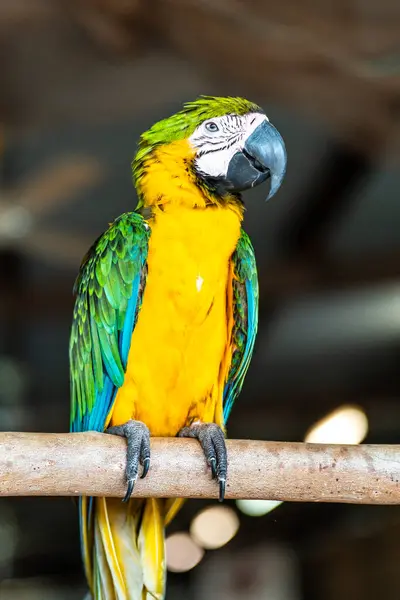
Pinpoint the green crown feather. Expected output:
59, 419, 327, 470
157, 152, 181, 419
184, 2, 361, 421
132, 95, 263, 196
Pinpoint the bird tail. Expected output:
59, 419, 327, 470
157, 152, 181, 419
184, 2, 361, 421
80, 495, 169, 600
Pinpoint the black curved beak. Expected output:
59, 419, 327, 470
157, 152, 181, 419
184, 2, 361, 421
226, 119, 287, 199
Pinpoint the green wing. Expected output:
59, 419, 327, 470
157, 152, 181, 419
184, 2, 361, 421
223, 229, 259, 423
69, 212, 150, 433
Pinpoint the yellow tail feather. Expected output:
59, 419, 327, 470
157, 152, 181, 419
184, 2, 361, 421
81, 497, 167, 600
164, 498, 186, 528
97, 498, 126, 597
93, 509, 116, 600
138, 498, 166, 599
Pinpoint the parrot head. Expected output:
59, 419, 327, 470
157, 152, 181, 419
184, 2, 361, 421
133, 95, 286, 207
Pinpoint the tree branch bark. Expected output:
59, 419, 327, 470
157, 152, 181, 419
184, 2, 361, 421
0, 432, 399, 504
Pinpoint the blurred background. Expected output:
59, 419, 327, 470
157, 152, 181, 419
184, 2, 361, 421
1, 0, 400, 598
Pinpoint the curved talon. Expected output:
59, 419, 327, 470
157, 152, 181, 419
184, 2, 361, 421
219, 478, 226, 503
123, 479, 135, 503
209, 457, 217, 479
141, 457, 151, 479
178, 422, 228, 501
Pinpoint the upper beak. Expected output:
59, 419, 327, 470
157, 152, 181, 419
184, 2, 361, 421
244, 119, 287, 200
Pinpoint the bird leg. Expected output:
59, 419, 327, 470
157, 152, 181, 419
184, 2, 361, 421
178, 422, 227, 502
106, 420, 151, 503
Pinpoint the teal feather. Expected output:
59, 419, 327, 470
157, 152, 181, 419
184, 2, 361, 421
104, 265, 122, 308
223, 229, 259, 423
97, 327, 123, 386
98, 294, 116, 331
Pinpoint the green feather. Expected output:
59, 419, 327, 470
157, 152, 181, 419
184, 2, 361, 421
74, 373, 83, 424
104, 264, 122, 308
83, 362, 95, 412
82, 314, 91, 354
90, 314, 103, 391
100, 250, 112, 279
116, 298, 128, 330
96, 294, 115, 332
93, 275, 103, 298
95, 260, 106, 287
119, 258, 136, 284
69, 212, 150, 431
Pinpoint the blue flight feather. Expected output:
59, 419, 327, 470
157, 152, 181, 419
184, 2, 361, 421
223, 230, 259, 424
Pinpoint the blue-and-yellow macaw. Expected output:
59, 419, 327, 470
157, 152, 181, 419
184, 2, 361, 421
69, 96, 286, 599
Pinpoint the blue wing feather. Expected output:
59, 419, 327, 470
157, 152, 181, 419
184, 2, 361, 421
223, 230, 259, 424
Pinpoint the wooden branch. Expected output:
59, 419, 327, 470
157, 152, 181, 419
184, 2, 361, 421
1, 432, 399, 504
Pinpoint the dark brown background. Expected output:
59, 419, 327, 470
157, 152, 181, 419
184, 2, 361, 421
0, 1, 399, 598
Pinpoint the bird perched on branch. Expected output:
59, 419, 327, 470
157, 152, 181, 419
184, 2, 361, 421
69, 96, 286, 599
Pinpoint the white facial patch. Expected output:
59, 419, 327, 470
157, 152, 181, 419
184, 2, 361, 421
189, 112, 268, 179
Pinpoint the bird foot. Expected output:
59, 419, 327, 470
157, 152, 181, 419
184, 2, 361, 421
106, 419, 150, 502
178, 422, 227, 502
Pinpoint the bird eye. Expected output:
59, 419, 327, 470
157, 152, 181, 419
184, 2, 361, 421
205, 121, 219, 133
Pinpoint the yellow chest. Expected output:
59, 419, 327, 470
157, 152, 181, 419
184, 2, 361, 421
110, 205, 241, 436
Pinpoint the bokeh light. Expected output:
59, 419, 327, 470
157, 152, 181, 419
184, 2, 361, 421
166, 532, 204, 573
236, 499, 283, 517
190, 505, 240, 550
305, 404, 369, 445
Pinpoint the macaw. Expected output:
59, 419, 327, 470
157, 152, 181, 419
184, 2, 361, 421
69, 96, 286, 599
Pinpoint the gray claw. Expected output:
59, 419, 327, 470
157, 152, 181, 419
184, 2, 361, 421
178, 422, 228, 501
209, 457, 217, 479
141, 457, 150, 479
219, 478, 226, 503
106, 419, 151, 502
123, 479, 136, 503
